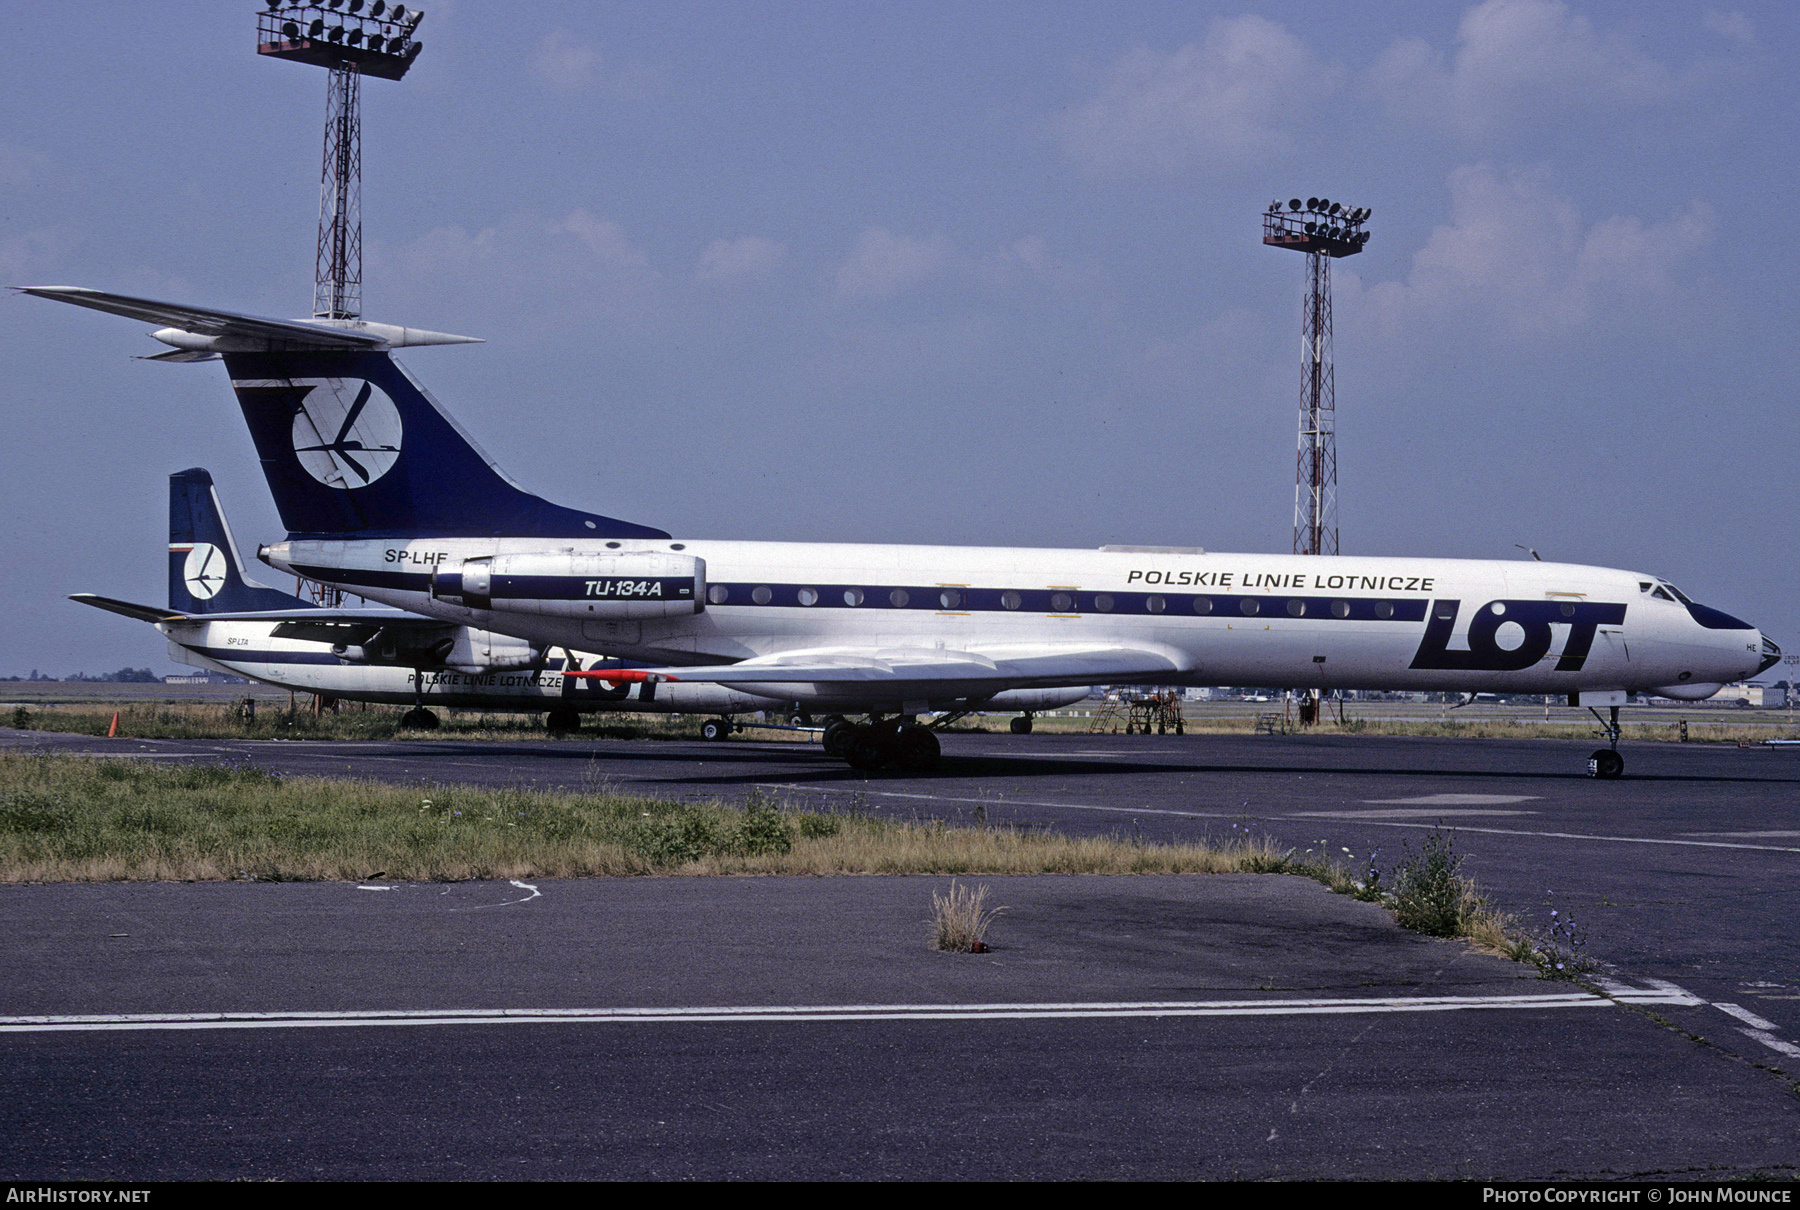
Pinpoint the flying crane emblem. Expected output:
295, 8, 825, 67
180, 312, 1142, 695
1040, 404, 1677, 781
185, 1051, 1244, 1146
291, 378, 404, 488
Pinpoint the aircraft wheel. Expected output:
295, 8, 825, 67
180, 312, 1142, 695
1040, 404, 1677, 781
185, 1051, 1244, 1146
399, 708, 439, 731
845, 725, 892, 772
822, 720, 855, 757
545, 708, 581, 734
1010, 715, 1033, 735
701, 718, 733, 742
1588, 749, 1624, 780
893, 724, 941, 771
788, 711, 811, 727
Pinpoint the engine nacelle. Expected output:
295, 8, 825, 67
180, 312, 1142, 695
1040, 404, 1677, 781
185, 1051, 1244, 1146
332, 625, 544, 673
441, 628, 545, 674
436, 552, 705, 620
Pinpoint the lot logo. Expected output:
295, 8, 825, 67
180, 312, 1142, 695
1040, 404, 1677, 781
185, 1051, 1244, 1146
291, 379, 403, 489
1410, 599, 1628, 672
182, 543, 226, 600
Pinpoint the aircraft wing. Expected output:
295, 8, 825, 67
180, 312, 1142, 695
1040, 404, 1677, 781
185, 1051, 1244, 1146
568, 644, 1187, 687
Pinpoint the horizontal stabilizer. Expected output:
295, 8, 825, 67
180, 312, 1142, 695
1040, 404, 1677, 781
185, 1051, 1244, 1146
70, 594, 188, 624
16, 286, 481, 354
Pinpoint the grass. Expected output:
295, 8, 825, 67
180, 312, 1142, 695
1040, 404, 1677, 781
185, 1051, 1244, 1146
930, 880, 1003, 952
0, 754, 1294, 884
9, 700, 1790, 746
0, 754, 1558, 973
2, 702, 772, 743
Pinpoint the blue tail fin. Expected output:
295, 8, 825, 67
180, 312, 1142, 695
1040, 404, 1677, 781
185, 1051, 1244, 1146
169, 468, 314, 614
219, 350, 668, 540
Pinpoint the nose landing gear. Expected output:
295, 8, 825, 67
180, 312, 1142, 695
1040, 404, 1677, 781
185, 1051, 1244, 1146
1587, 704, 1624, 779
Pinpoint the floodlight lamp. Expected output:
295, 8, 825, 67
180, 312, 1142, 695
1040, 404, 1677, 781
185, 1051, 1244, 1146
327, 0, 343, 9
327, 24, 343, 40
1306, 197, 1319, 210
1328, 202, 1340, 216
390, 4, 406, 18
346, 27, 363, 45
1288, 199, 1301, 211
348, 0, 363, 11
366, 33, 384, 50
402, 10, 422, 31
370, 0, 386, 14
282, 19, 299, 36
308, 17, 324, 35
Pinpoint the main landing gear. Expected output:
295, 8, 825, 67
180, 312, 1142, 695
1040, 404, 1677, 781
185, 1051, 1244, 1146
400, 668, 439, 730
821, 716, 941, 772
545, 708, 582, 734
1587, 705, 1624, 780
1010, 713, 1034, 735
700, 718, 735, 742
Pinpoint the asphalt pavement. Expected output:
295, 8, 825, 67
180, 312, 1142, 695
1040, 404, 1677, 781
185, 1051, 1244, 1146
3, 725, 1798, 1179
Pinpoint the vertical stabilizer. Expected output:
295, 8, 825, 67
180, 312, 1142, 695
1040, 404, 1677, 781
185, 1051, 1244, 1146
220, 350, 669, 540
169, 468, 314, 614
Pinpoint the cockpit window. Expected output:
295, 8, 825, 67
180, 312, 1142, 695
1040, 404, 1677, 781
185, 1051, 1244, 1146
1650, 587, 1674, 601
1661, 583, 1693, 605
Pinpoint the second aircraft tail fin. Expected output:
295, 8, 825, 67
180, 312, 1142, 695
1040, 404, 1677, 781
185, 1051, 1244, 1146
169, 468, 315, 614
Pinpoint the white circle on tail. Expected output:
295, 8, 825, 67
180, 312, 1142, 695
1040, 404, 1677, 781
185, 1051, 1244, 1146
183, 543, 226, 600
291, 378, 404, 488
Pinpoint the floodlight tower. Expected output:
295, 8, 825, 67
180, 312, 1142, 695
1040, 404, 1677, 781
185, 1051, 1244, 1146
256, 0, 427, 320
1262, 198, 1371, 556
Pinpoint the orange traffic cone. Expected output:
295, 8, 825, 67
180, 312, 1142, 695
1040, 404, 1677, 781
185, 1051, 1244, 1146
107, 712, 119, 738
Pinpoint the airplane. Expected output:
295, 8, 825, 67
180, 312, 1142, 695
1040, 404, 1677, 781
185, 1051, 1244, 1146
25, 285, 1780, 778
71, 467, 1086, 738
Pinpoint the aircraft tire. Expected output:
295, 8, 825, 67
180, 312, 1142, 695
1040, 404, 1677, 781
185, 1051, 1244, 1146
1588, 749, 1625, 780
701, 718, 732, 742
1010, 715, 1033, 735
545, 708, 581, 734
788, 711, 811, 727
893, 724, 941, 771
821, 720, 855, 757
400, 708, 439, 731
845, 725, 891, 772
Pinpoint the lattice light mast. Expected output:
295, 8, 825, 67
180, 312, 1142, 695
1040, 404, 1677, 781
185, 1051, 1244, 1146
256, 1, 427, 319
1262, 197, 1371, 556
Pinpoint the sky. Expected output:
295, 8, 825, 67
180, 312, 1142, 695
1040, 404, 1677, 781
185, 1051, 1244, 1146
1, 1, 1795, 677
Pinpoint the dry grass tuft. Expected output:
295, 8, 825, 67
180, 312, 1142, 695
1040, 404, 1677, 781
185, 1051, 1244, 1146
930, 880, 1003, 952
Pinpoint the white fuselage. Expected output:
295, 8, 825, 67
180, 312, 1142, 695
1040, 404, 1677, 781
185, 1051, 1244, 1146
258, 538, 1771, 706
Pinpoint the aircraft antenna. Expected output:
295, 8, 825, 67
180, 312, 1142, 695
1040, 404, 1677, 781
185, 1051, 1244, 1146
1261, 198, 1371, 556
256, 1, 428, 320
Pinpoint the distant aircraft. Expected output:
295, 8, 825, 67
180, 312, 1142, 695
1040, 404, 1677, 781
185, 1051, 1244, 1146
29, 286, 1779, 777
73, 468, 1083, 738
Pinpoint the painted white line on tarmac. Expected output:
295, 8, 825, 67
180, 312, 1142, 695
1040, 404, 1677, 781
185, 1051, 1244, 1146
1738, 1029, 1800, 1060
0, 991, 1634, 1034
761, 785, 1800, 855
1716, 1002, 1781, 1031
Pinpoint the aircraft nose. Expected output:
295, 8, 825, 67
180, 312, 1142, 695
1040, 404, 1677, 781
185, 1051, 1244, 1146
1755, 633, 1781, 678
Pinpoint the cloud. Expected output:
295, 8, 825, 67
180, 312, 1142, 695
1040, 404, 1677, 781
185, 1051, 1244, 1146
1371, 0, 1676, 136
556, 210, 650, 269
695, 236, 786, 283
532, 31, 602, 93
833, 228, 951, 301
1056, 15, 1335, 171
1355, 164, 1712, 339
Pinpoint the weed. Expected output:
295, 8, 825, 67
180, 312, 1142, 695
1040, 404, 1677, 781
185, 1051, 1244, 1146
930, 880, 1003, 953
9, 707, 29, 730
1529, 896, 1595, 979
797, 812, 841, 839
1390, 831, 1476, 937
734, 797, 795, 857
